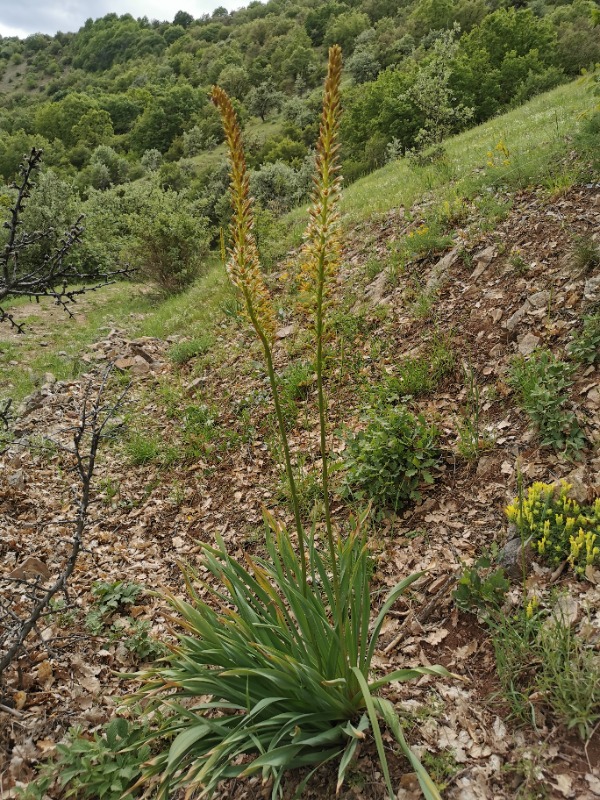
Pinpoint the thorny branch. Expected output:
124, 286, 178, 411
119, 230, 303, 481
0, 147, 134, 334
0, 367, 128, 676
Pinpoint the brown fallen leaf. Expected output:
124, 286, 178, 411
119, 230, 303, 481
9, 556, 51, 580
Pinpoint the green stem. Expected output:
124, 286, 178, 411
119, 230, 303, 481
315, 271, 339, 602
244, 286, 307, 590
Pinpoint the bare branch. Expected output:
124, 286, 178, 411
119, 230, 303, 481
0, 367, 128, 675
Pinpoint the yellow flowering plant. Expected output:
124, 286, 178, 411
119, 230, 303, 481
130, 47, 448, 800
506, 481, 600, 575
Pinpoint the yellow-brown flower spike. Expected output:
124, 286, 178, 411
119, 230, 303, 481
299, 44, 343, 315
210, 86, 275, 340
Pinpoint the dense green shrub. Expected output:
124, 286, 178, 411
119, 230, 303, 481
342, 405, 440, 511
568, 312, 600, 365
127, 201, 209, 295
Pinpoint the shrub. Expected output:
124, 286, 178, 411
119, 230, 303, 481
342, 405, 440, 511
128, 203, 210, 295
506, 481, 600, 575
508, 349, 585, 458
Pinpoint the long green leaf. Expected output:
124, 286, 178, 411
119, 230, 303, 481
374, 696, 442, 800
350, 667, 394, 800
366, 572, 424, 668
369, 665, 452, 691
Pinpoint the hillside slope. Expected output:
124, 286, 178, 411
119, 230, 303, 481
1, 81, 600, 799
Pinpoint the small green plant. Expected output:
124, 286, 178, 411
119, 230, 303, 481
117, 618, 166, 661
455, 363, 493, 460
86, 581, 142, 633
537, 607, 600, 740
453, 555, 509, 612
276, 452, 324, 519
17, 718, 151, 800
571, 233, 600, 274
489, 596, 600, 740
508, 349, 585, 458
506, 481, 600, 575
508, 247, 528, 274
49, 597, 77, 628
373, 336, 455, 403
421, 750, 460, 791
98, 477, 120, 505
279, 360, 314, 429
401, 222, 454, 264
167, 334, 213, 365
126, 432, 162, 465
568, 311, 600, 365
489, 605, 544, 721
342, 405, 439, 512
394, 356, 433, 397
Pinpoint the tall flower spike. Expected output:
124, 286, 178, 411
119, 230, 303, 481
210, 86, 275, 340
299, 44, 343, 313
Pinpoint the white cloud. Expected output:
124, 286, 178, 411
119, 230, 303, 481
0, 1, 242, 38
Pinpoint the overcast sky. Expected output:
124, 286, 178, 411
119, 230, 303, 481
0, 1, 243, 38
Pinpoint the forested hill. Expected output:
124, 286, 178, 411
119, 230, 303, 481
0, 0, 598, 290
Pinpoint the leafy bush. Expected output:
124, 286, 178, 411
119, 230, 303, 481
128, 201, 210, 295
343, 406, 439, 511
453, 555, 509, 611
17, 718, 150, 800
249, 154, 314, 215
508, 349, 585, 458
85, 580, 142, 633
506, 481, 600, 575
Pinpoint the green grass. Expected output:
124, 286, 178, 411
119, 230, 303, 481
341, 80, 590, 223
0, 254, 229, 406
280, 78, 591, 253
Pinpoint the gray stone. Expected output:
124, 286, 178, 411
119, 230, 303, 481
528, 290, 550, 309
497, 537, 534, 579
518, 332, 540, 356
505, 301, 530, 332
426, 247, 459, 290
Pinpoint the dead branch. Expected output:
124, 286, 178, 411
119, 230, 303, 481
0, 367, 128, 676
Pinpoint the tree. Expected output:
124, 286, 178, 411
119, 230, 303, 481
173, 10, 194, 28
347, 46, 381, 83
0, 149, 132, 332
128, 85, 202, 154
403, 26, 474, 151
217, 64, 250, 100
72, 108, 114, 148
247, 81, 284, 121
324, 11, 371, 54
